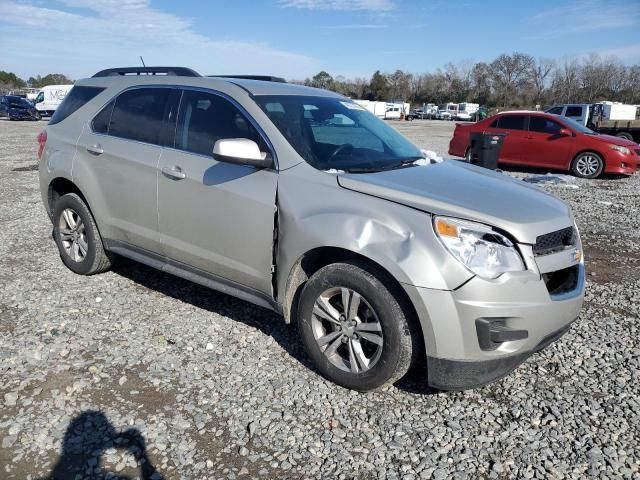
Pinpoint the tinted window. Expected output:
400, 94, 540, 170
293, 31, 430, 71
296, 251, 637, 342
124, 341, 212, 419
91, 99, 115, 134
529, 116, 563, 134
49, 86, 104, 125
109, 88, 169, 145
175, 90, 261, 156
497, 115, 526, 130
547, 106, 563, 115
565, 106, 583, 117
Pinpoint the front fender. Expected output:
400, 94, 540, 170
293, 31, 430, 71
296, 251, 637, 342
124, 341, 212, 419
275, 165, 473, 302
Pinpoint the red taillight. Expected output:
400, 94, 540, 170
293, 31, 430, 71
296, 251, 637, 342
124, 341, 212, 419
37, 129, 47, 159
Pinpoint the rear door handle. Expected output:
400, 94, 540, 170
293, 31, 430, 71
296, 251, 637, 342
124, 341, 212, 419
86, 144, 103, 155
161, 165, 186, 180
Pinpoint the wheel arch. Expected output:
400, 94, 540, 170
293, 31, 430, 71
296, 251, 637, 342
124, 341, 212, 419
282, 246, 425, 353
47, 177, 92, 220
570, 149, 605, 168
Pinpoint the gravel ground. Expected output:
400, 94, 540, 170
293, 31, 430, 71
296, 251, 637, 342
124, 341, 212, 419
1, 118, 639, 479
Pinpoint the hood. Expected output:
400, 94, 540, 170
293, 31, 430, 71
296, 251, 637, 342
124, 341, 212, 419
590, 133, 637, 148
337, 161, 572, 244
9, 103, 32, 110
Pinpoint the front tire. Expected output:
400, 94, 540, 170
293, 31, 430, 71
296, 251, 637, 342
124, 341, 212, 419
52, 193, 113, 275
571, 152, 604, 178
297, 262, 416, 391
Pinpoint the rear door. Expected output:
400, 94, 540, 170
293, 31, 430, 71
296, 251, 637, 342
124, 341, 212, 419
75, 86, 172, 254
522, 115, 575, 169
485, 114, 528, 164
157, 88, 278, 294
563, 105, 586, 125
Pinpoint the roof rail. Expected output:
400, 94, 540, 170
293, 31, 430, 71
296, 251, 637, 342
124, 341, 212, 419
209, 75, 286, 83
92, 67, 201, 78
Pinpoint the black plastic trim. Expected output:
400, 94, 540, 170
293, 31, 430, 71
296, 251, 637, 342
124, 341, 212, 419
428, 321, 575, 390
93, 67, 200, 77
104, 239, 282, 314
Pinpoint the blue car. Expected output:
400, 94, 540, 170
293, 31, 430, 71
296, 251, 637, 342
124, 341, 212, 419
0, 95, 40, 121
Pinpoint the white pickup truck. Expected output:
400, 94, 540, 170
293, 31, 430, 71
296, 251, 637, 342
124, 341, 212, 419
546, 102, 640, 142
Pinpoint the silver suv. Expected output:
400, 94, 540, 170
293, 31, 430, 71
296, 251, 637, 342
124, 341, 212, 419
38, 67, 584, 391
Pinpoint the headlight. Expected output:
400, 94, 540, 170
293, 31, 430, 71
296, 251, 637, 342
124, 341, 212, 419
610, 145, 630, 155
433, 216, 525, 279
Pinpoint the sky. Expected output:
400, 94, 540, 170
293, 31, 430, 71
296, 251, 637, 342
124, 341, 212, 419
1, 0, 639, 81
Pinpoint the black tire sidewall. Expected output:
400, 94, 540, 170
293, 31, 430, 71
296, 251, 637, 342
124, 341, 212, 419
52, 194, 99, 275
572, 152, 603, 179
298, 263, 408, 391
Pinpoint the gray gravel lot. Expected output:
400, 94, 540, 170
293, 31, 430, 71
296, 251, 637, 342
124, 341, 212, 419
1, 118, 639, 479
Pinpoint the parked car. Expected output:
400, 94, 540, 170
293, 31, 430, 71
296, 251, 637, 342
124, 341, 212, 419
436, 109, 453, 121
38, 67, 584, 391
0, 95, 40, 120
449, 111, 639, 178
454, 111, 472, 121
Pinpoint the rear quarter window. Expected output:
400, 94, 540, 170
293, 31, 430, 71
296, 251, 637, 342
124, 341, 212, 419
49, 86, 105, 125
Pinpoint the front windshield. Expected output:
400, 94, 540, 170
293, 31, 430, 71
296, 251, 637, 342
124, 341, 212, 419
254, 95, 423, 172
7, 96, 31, 107
559, 116, 595, 135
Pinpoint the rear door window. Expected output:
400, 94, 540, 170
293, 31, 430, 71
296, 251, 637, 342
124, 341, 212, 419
529, 116, 563, 135
49, 86, 105, 125
174, 89, 261, 156
565, 106, 583, 117
495, 115, 526, 130
108, 88, 170, 145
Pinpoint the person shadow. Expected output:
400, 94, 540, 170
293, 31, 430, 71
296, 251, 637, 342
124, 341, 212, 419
42, 410, 162, 480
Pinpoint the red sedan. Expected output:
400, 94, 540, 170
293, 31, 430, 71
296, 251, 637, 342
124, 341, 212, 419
448, 111, 639, 178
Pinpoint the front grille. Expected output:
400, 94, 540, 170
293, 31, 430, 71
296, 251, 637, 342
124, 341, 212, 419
542, 264, 579, 296
533, 227, 575, 256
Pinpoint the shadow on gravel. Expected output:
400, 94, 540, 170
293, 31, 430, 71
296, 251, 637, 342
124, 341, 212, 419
41, 410, 162, 480
112, 258, 314, 370
113, 258, 439, 395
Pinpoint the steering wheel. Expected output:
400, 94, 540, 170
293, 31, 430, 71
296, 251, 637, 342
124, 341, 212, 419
329, 143, 354, 161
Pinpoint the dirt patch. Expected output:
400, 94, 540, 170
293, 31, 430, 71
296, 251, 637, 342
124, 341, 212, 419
11, 164, 39, 172
583, 243, 640, 284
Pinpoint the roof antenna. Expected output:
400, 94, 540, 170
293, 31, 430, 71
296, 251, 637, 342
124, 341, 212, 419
140, 56, 146, 67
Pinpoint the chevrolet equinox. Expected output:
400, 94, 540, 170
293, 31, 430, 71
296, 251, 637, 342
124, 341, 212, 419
38, 67, 585, 391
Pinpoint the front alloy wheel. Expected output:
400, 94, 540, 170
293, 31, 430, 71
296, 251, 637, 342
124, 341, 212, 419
312, 287, 384, 373
572, 152, 603, 178
297, 262, 416, 391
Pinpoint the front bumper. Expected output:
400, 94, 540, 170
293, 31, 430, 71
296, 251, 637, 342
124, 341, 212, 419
403, 262, 584, 390
603, 151, 639, 175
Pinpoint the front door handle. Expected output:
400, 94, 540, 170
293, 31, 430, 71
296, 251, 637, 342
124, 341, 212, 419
161, 165, 186, 180
86, 144, 103, 155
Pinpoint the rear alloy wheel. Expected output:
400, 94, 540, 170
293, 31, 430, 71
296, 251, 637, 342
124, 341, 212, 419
52, 193, 113, 275
465, 147, 472, 163
298, 262, 416, 391
572, 152, 604, 179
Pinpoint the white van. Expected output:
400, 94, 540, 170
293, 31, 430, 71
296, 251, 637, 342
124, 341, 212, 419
34, 85, 73, 117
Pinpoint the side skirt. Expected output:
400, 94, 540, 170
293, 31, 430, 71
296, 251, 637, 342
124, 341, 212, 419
105, 240, 283, 314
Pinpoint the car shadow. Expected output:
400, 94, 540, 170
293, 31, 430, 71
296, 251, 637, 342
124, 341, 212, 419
111, 258, 314, 370
111, 258, 436, 395
41, 410, 162, 480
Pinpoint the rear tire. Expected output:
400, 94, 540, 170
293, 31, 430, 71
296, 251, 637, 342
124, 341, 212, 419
52, 193, 113, 275
571, 152, 604, 179
615, 132, 633, 142
297, 262, 416, 391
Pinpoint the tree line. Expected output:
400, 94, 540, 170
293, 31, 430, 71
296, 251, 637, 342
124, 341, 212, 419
0, 72, 74, 93
299, 52, 640, 108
